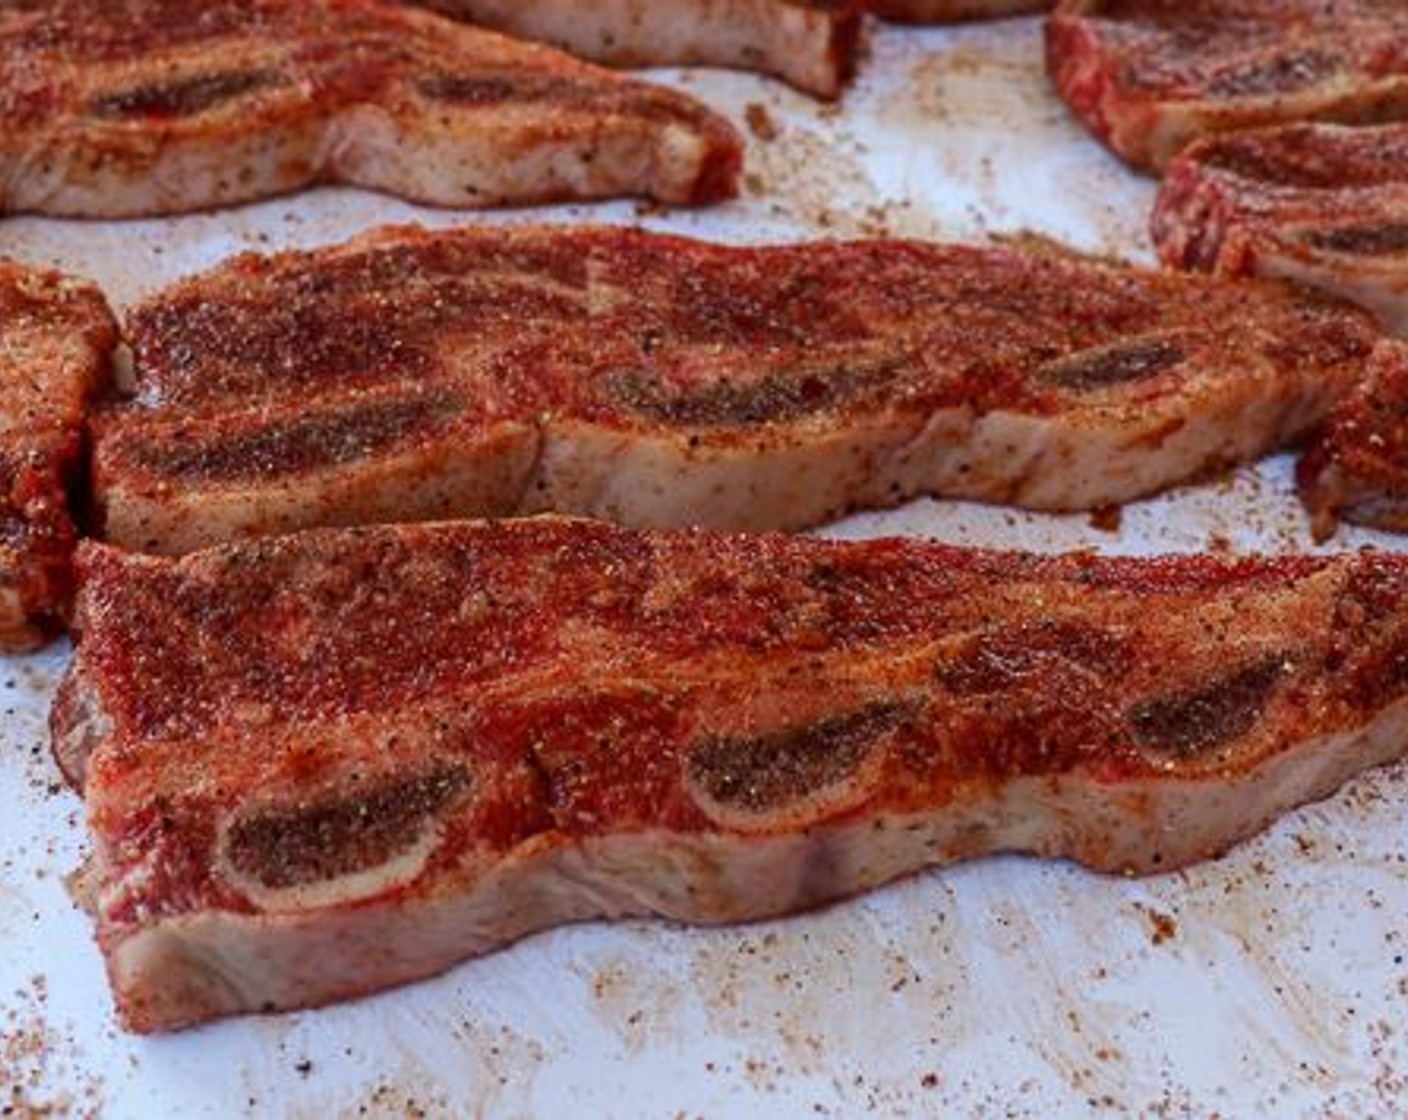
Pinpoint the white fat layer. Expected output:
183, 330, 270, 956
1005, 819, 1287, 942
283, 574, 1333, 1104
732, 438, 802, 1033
51, 662, 113, 789
100, 424, 542, 555
427, 0, 847, 97
525, 383, 1335, 531
1258, 251, 1408, 339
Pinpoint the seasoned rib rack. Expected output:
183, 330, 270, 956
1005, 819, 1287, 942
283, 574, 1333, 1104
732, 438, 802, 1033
54, 517, 1408, 1030
0, 0, 741, 217
92, 225, 1378, 553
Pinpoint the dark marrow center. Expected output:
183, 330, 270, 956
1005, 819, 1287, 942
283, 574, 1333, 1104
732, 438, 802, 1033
1199, 129, 1408, 191
1036, 338, 1184, 392
1128, 656, 1289, 759
224, 763, 470, 890
604, 354, 908, 427
687, 701, 913, 812
413, 73, 707, 126
1303, 223, 1408, 256
132, 393, 462, 481
89, 69, 278, 119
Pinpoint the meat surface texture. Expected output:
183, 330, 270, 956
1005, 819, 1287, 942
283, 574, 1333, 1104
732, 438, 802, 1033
1046, 1, 1408, 174
1299, 341, 1408, 539
0, 260, 116, 651
91, 224, 1378, 554
417, 0, 862, 99
874, 0, 1049, 22
53, 516, 1408, 1031
0, 0, 741, 218
1153, 123, 1408, 337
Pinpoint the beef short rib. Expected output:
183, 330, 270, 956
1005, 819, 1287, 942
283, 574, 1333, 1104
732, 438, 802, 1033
91, 225, 1377, 553
1154, 122, 1408, 336
0, 260, 116, 651
1299, 341, 1408, 539
1047, 1, 1408, 173
418, 0, 862, 99
0, 0, 741, 217
53, 517, 1408, 1030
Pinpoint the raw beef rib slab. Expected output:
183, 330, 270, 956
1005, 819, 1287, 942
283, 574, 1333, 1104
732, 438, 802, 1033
417, 0, 862, 100
874, 1, 1049, 22
1153, 123, 1408, 337
0, 0, 740, 218
91, 225, 1377, 554
53, 517, 1408, 1031
1047, 1, 1408, 174
1299, 342, 1408, 539
0, 260, 116, 652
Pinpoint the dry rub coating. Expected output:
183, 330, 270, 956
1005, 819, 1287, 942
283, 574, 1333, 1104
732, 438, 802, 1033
53, 517, 1408, 1030
92, 225, 1378, 554
0, 260, 116, 651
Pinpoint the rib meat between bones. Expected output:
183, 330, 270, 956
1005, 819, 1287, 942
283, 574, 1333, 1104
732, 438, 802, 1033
0, 0, 741, 217
1047, 0, 1408, 174
91, 225, 1378, 554
53, 517, 1408, 1030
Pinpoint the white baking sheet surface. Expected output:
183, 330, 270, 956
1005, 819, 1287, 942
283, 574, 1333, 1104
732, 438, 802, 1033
2, 18, 1406, 1118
